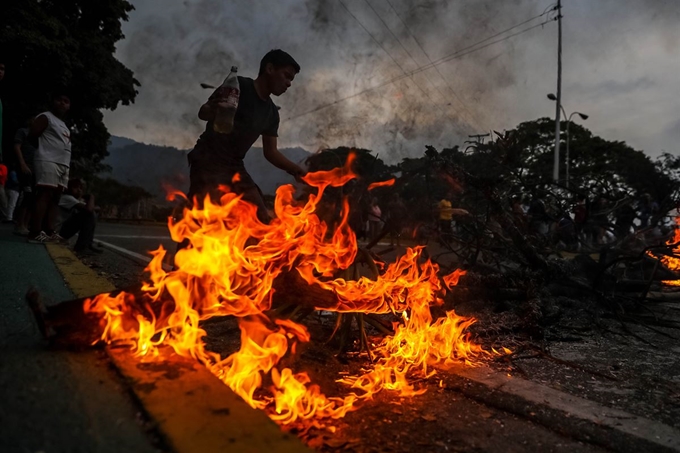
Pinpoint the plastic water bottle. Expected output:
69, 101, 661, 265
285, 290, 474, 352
212, 66, 239, 134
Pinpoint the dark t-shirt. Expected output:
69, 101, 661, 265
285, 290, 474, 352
190, 76, 279, 167
14, 127, 36, 168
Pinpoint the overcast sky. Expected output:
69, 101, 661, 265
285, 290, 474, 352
103, 0, 680, 163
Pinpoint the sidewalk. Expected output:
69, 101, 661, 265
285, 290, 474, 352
0, 224, 308, 453
0, 224, 158, 453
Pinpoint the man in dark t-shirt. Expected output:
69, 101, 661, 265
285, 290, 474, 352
187, 49, 306, 223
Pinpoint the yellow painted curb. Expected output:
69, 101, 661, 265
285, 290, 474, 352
45, 244, 116, 297
109, 349, 310, 453
45, 243, 310, 453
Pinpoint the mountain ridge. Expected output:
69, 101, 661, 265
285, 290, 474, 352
102, 136, 312, 203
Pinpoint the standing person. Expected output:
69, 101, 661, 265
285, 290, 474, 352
438, 196, 454, 242
186, 49, 306, 223
1, 169, 20, 222
367, 197, 382, 241
572, 194, 588, 243
0, 57, 4, 162
27, 91, 72, 243
387, 193, 407, 246
638, 193, 659, 229
12, 117, 37, 235
58, 178, 102, 255
0, 58, 6, 213
528, 193, 551, 237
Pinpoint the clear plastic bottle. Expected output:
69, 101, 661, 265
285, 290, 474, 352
212, 66, 239, 134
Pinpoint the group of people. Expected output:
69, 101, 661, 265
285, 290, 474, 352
0, 58, 101, 255
516, 191, 666, 251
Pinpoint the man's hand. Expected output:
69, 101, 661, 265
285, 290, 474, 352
20, 162, 32, 175
288, 165, 307, 184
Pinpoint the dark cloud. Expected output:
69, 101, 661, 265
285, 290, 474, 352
571, 77, 655, 99
104, 0, 679, 160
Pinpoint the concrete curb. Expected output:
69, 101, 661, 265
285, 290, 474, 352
45, 244, 116, 297
446, 364, 680, 452
108, 348, 309, 453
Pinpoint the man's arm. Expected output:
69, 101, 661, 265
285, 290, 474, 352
29, 114, 48, 139
13, 142, 31, 175
262, 136, 306, 181
84, 194, 96, 212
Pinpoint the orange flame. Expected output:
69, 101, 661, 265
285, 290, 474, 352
660, 216, 680, 286
84, 151, 505, 424
367, 178, 396, 191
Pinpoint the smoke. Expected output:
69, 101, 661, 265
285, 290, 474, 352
104, 0, 679, 161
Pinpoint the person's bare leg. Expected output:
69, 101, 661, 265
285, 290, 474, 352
17, 192, 34, 231
29, 187, 52, 236
45, 188, 62, 234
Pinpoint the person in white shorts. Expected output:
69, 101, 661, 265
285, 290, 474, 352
27, 91, 72, 243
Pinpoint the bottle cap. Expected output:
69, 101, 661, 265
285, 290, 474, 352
231, 66, 238, 72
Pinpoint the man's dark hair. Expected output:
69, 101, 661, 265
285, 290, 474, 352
258, 49, 300, 76
50, 87, 71, 101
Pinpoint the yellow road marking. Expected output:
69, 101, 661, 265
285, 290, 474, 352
47, 243, 310, 453
45, 244, 116, 297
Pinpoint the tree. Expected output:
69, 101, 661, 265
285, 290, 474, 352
454, 118, 679, 209
90, 176, 152, 219
0, 0, 139, 176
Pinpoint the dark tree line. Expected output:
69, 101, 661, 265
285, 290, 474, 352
313, 118, 680, 239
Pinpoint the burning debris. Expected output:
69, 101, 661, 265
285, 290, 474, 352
75, 152, 507, 424
652, 216, 680, 287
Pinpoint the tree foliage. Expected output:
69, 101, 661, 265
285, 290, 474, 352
321, 119, 680, 230
90, 176, 152, 218
0, 0, 139, 175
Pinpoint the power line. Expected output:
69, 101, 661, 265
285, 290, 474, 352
411, 9, 556, 74
382, 0, 485, 130
337, 0, 454, 122
284, 13, 556, 123
362, 0, 478, 131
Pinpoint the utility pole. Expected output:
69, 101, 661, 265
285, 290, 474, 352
552, 0, 563, 182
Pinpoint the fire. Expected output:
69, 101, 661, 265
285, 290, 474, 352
367, 178, 396, 191
660, 216, 680, 286
84, 152, 504, 424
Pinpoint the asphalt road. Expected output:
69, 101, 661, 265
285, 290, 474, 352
93, 220, 460, 273
96, 221, 176, 258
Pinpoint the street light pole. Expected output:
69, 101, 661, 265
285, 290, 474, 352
547, 93, 588, 188
566, 118, 572, 187
565, 111, 588, 188
553, 0, 563, 182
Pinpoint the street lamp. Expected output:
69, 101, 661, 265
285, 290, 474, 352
547, 93, 588, 187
